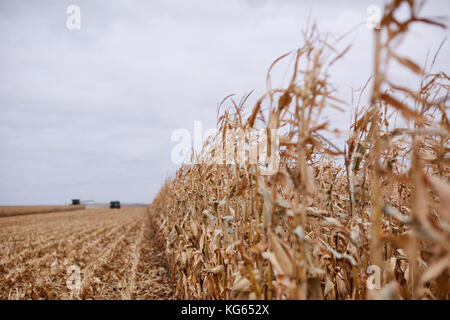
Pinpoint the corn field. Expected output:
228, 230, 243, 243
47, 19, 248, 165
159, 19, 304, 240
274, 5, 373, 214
150, 0, 450, 300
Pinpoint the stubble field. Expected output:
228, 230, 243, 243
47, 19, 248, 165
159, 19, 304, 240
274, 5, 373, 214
0, 207, 173, 299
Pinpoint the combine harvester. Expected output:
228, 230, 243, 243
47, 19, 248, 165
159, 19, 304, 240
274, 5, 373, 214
71, 199, 94, 209
110, 201, 121, 209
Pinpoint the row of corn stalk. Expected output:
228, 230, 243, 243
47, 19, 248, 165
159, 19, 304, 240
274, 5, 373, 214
149, 0, 449, 299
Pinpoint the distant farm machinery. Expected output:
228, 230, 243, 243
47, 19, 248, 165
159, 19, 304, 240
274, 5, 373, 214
110, 201, 121, 209
71, 199, 120, 209
71, 199, 94, 206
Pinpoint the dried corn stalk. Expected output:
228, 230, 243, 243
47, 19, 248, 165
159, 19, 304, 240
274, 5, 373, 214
150, 0, 449, 300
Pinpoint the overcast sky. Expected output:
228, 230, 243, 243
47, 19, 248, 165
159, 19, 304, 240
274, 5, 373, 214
0, 0, 448, 205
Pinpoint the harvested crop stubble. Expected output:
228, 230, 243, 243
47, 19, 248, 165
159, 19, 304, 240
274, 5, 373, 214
0, 208, 173, 299
150, 0, 450, 300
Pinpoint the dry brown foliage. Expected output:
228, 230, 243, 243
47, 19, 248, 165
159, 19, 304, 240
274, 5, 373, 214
150, 0, 450, 300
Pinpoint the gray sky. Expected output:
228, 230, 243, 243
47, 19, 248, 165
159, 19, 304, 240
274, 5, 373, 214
0, 0, 448, 205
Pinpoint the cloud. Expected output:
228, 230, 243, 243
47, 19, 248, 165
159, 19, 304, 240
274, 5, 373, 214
0, 0, 448, 205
